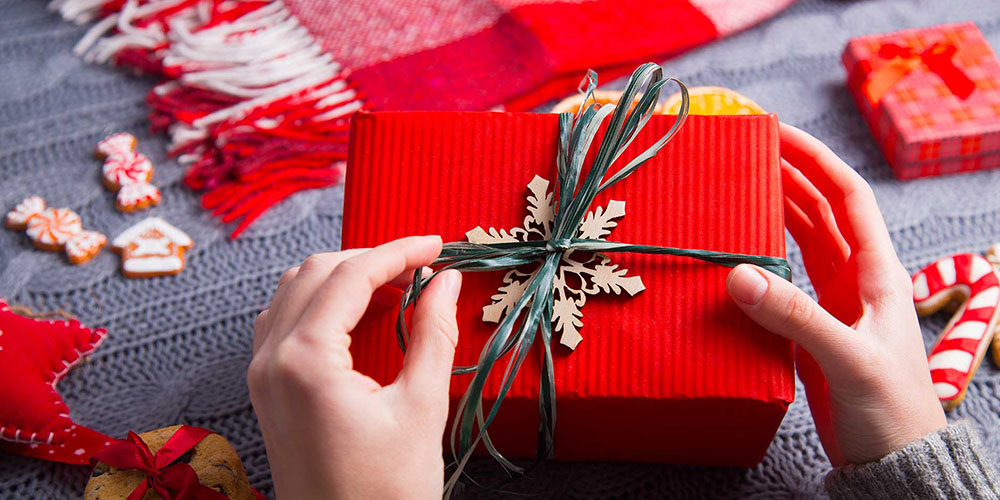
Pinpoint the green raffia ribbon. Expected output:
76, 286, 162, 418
395, 63, 792, 492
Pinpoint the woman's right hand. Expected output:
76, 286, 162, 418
726, 124, 946, 466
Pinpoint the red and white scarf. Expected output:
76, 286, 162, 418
54, 0, 795, 237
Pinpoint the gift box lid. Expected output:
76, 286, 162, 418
342, 111, 794, 465
842, 22, 1000, 168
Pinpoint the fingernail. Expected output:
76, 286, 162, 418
728, 265, 768, 305
424, 234, 443, 243
440, 269, 462, 302
419, 266, 433, 278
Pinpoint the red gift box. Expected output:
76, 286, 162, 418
341, 111, 794, 466
843, 22, 1000, 180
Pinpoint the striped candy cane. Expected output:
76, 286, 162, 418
912, 248, 1000, 410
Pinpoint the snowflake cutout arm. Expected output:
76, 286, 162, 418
468, 176, 644, 349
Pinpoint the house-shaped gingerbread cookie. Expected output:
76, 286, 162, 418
111, 217, 193, 278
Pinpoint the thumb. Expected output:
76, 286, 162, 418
727, 264, 858, 376
398, 269, 462, 403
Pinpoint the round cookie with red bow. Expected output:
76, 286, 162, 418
85, 425, 260, 500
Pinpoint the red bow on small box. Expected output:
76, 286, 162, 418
861, 40, 976, 104
91, 426, 228, 500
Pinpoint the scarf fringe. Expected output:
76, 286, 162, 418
53, 0, 363, 238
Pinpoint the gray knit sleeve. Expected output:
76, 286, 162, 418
825, 422, 1000, 500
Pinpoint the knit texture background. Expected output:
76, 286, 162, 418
2, 0, 1000, 498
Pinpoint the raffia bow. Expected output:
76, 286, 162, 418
394, 63, 791, 493
91, 426, 228, 500
860, 40, 975, 105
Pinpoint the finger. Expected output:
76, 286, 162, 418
388, 266, 432, 290
395, 269, 462, 406
292, 235, 443, 347
259, 265, 299, 325
781, 159, 850, 264
780, 124, 891, 254
784, 197, 838, 293
264, 249, 370, 346
727, 264, 861, 375
780, 124, 904, 301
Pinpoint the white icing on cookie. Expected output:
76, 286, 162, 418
103, 151, 153, 187
112, 217, 194, 277
133, 236, 171, 256
96, 133, 136, 157
116, 182, 161, 209
112, 217, 192, 249
65, 231, 107, 263
5, 196, 46, 229
936, 258, 957, 286
927, 350, 975, 372
122, 255, 184, 274
26, 208, 83, 247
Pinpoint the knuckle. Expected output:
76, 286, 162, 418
811, 197, 835, 219
278, 267, 298, 286
330, 256, 362, 277
330, 331, 352, 350
254, 310, 268, 328
330, 257, 374, 288
847, 171, 875, 196
246, 357, 269, 392
300, 253, 336, 273
299, 254, 324, 271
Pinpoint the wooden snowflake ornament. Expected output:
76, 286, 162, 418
466, 175, 645, 350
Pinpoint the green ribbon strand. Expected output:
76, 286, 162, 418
394, 63, 791, 496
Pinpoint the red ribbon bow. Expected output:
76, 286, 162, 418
91, 426, 229, 500
860, 40, 976, 105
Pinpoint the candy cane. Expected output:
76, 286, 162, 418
912, 249, 1000, 410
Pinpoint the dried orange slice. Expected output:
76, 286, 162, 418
662, 86, 765, 115
550, 90, 666, 114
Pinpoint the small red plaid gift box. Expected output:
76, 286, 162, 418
843, 22, 1000, 180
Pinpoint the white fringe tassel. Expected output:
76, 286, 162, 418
51, 0, 363, 159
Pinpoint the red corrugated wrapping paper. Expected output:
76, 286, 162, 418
341, 111, 794, 466
843, 22, 1000, 180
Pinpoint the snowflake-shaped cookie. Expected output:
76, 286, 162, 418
466, 175, 645, 350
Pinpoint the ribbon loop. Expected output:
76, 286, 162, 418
91, 426, 228, 500
861, 40, 975, 104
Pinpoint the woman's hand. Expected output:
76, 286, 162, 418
248, 236, 460, 500
726, 124, 946, 466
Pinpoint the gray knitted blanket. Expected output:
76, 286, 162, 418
2, 0, 999, 498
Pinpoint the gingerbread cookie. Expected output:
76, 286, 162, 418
111, 217, 193, 278
65, 231, 107, 265
25, 207, 83, 251
85, 425, 257, 500
95, 132, 137, 158
912, 248, 1000, 410
5, 195, 46, 230
115, 182, 161, 212
102, 150, 153, 191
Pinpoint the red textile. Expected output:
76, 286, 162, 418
0, 300, 112, 464
60, 0, 795, 236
